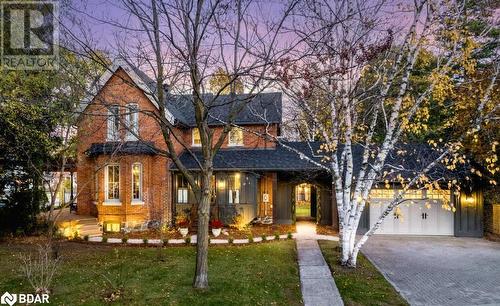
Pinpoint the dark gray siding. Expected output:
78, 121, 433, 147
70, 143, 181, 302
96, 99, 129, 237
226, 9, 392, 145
274, 181, 294, 224
318, 186, 332, 225
455, 190, 483, 237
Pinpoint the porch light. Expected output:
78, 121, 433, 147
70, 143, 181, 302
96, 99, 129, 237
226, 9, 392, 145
218, 179, 226, 190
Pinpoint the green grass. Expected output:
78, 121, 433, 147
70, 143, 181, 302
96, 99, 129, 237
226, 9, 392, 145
295, 206, 311, 217
0, 241, 302, 306
318, 241, 408, 306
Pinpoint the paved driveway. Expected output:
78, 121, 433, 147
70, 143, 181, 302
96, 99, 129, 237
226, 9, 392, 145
362, 236, 500, 306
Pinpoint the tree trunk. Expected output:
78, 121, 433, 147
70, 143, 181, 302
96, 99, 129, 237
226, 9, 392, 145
193, 184, 211, 289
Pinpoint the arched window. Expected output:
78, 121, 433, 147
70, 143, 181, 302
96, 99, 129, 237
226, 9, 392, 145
104, 164, 120, 204
131, 163, 143, 203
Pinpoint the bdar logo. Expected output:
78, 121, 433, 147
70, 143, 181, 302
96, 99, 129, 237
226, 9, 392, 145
0, 292, 17, 306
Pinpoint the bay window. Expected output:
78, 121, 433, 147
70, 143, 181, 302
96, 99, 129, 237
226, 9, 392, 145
105, 164, 120, 203
131, 163, 142, 203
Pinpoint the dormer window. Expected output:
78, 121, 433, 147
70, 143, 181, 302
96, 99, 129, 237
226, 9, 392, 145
228, 127, 243, 146
192, 128, 201, 146
107, 105, 120, 141
126, 103, 139, 141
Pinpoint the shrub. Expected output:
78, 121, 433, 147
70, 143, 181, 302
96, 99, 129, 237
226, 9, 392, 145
209, 219, 224, 229
175, 213, 190, 228
231, 214, 247, 231
143, 238, 148, 244
122, 237, 128, 243
261, 235, 267, 241
185, 237, 191, 244
228, 237, 234, 244
287, 232, 293, 239
102, 237, 108, 243
83, 235, 89, 241
19, 243, 60, 294
248, 235, 254, 243
162, 239, 168, 246
274, 232, 280, 240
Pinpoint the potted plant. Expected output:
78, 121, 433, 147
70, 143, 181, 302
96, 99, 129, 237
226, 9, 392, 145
210, 219, 224, 237
176, 215, 190, 237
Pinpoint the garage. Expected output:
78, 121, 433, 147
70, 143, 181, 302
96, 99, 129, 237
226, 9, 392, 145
368, 189, 454, 235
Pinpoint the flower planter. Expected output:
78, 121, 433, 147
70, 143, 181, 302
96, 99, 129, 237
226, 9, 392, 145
212, 228, 221, 237
179, 227, 189, 237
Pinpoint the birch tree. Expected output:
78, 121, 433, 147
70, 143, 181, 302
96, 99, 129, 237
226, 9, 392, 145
271, 0, 499, 266
69, 0, 298, 288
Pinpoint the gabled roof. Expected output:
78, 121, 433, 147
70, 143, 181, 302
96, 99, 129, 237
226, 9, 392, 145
82, 58, 282, 127
166, 92, 282, 127
80, 58, 175, 124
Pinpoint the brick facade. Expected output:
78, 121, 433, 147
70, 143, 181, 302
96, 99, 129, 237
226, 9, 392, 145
77, 67, 279, 228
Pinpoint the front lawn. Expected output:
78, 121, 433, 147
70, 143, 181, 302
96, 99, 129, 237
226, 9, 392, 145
318, 240, 407, 306
0, 241, 302, 305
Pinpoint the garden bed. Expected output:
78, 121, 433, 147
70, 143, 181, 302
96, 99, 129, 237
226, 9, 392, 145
104, 224, 296, 240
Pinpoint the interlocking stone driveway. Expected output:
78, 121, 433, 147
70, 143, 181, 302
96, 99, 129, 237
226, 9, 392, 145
362, 236, 500, 306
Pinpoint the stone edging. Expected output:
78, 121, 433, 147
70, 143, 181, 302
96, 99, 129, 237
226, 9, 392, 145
84, 233, 297, 245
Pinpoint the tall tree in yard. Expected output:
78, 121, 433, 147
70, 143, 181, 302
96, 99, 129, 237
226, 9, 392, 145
69, 0, 298, 288
271, 0, 498, 266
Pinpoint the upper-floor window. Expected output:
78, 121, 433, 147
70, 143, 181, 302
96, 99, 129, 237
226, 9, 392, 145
228, 127, 243, 146
126, 104, 139, 141
131, 163, 142, 202
107, 105, 120, 141
105, 164, 120, 203
192, 128, 201, 146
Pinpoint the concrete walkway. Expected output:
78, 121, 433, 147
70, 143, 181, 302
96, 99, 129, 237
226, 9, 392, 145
296, 221, 344, 306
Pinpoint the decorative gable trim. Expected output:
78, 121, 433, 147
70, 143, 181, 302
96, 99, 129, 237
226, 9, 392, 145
80, 58, 175, 124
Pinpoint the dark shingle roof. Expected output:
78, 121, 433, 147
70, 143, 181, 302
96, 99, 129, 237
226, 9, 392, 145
171, 141, 467, 181
86, 142, 159, 157
166, 92, 282, 127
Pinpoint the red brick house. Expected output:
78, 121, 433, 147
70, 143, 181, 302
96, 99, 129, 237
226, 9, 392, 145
77, 59, 484, 237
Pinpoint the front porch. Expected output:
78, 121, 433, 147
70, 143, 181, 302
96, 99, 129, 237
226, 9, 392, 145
45, 207, 102, 237
172, 170, 337, 228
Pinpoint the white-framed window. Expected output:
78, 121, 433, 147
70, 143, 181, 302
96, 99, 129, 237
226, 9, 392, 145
131, 163, 142, 203
192, 128, 201, 146
107, 105, 120, 141
126, 103, 139, 141
104, 164, 120, 203
228, 127, 243, 146
228, 173, 241, 204
176, 175, 189, 203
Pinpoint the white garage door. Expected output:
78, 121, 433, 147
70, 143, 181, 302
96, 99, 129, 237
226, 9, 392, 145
369, 199, 454, 235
